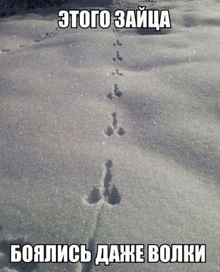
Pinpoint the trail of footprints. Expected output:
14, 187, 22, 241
105, 30, 125, 137
1, 27, 59, 53
33, 27, 59, 43
82, 28, 125, 272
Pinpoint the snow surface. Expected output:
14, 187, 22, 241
1, 0, 220, 271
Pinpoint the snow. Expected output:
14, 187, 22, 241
0, 0, 220, 271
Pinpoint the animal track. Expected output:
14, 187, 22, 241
87, 186, 102, 204
106, 92, 113, 100
114, 83, 123, 97
112, 51, 123, 62
112, 68, 123, 76
86, 160, 121, 206
113, 39, 122, 47
107, 29, 124, 102
106, 84, 123, 100
104, 125, 114, 136
112, 112, 118, 129
104, 112, 125, 137
0, 27, 59, 54
83, 160, 121, 271
103, 159, 113, 199
117, 127, 125, 136
103, 160, 121, 205
1, 49, 10, 53
34, 27, 58, 43
83, 26, 124, 272
108, 185, 121, 205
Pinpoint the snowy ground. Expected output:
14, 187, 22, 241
1, 0, 220, 271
